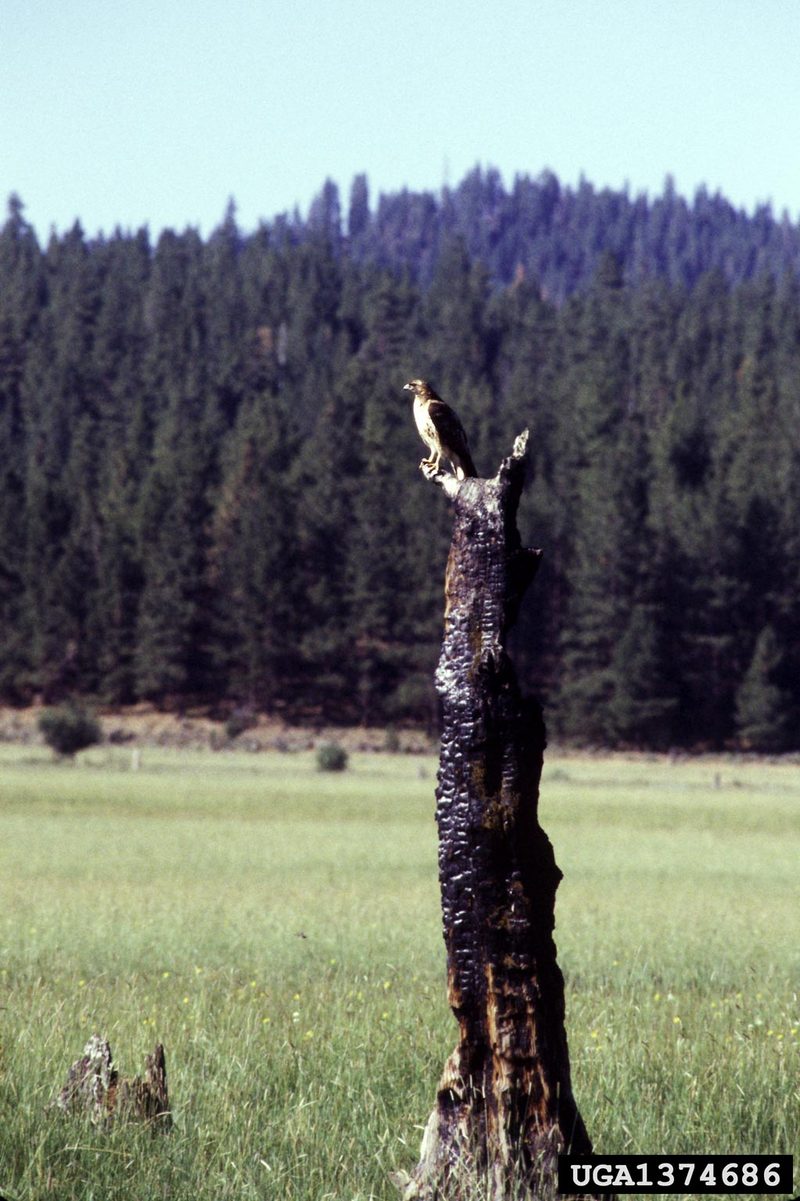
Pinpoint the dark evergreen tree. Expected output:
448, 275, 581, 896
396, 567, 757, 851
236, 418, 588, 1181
554, 256, 642, 741
307, 179, 343, 253
134, 388, 216, 702
204, 200, 250, 428
209, 390, 297, 707
347, 173, 370, 242
606, 603, 678, 747
0, 196, 45, 695
93, 451, 142, 703
342, 272, 428, 720
735, 625, 792, 752
290, 385, 360, 715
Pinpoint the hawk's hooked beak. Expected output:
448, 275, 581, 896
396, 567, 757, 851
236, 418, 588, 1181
403, 382, 413, 391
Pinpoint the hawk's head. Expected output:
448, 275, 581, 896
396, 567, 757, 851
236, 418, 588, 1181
404, 378, 437, 400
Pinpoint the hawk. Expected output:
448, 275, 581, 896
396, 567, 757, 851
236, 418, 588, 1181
404, 379, 477, 480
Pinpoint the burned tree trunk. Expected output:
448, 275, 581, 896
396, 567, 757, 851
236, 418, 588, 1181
398, 433, 594, 1200
54, 1036, 172, 1132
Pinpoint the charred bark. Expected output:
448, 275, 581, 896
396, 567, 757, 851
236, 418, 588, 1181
397, 433, 595, 1200
53, 1035, 172, 1132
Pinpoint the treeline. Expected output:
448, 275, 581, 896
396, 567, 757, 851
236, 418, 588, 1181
1, 169, 800, 749
345, 167, 800, 300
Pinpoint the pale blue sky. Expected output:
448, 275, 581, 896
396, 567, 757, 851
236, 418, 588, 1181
3, 0, 800, 239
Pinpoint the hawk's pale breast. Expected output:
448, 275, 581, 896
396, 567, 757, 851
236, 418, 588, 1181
414, 397, 441, 455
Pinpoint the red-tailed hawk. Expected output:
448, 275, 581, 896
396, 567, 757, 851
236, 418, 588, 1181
404, 378, 477, 480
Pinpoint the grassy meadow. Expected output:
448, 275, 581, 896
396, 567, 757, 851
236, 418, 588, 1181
0, 743, 797, 1199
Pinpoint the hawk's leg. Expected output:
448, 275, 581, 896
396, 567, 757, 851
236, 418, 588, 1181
419, 452, 442, 472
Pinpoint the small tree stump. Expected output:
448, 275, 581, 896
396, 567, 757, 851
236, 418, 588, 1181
54, 1035, 172, 1131
397, 433, 597, 1200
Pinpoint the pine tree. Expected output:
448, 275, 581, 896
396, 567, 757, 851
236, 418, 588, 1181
347, 174, 370, 242
554, 257, 645, 742
134, 389, 216, 702
93, 451, 143, 703
0, 196, 45, 696
143, 227, 207, 404
340, 276, 423, 719
307, 179, 343, 253
606, 604, 678, 747
735, 625, 793, 752
290, 386, 360, 715
490, 276, 562, 699
204, 200, 250, 427
209, 390, 297, 707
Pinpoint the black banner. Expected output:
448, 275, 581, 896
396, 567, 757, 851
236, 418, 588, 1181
557, 1154, 793, 1194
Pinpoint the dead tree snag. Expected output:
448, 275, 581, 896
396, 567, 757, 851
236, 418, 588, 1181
54, 1035, 172, 1131
397, 432, 595, 1199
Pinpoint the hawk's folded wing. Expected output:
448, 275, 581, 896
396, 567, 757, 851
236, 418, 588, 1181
428, 399, 476, 476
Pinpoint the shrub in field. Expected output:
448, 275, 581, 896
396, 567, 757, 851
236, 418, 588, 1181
384, 724, 400, 752
224, 708, 257, 741
38, 704, 102, 758
316, 741, 348, 772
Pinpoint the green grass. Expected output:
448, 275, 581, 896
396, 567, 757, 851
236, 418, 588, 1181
0, 745, 797, 1199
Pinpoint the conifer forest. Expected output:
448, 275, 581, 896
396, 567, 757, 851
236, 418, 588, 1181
2, 168, 800, 750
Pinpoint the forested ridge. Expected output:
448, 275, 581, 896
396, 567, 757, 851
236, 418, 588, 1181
2, 167, 800, 749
